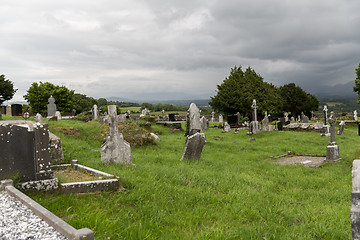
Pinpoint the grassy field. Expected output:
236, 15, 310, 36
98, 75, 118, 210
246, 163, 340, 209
19, 118, 360, 239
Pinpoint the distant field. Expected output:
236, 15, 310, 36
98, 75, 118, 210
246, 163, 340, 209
326, 102, 344, 107
120, 107, 141, 113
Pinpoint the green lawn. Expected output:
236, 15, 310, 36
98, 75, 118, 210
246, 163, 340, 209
26, 119, 358, 239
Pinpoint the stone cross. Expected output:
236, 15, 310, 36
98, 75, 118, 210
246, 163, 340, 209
251, 99, 258, 122
328, 111, 336, 143
355, 110, 358, 122
211, 112, 215, 122
47, 96, 57, 117
91, 104, 99, 120
100, 105, 131, 164
323, 105, 328, 125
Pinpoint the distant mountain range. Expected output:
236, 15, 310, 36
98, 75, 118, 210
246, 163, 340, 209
107, 97, 211, 107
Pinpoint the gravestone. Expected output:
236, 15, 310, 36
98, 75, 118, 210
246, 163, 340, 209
140, 108, 150, 117
237, 112, 241, 125
211, 112, 215, 122
0, 106, 5, 114
200, 116, 208, 131
34, 113, 44, 123
6, 105, 11, 116
338, 121, 345, 135
326, 111, 340, 162
277, 121, 283, 131
222, 122, 231, 133
261, 112, 269, 131
118, 114, 127, 123
0, 121, 53, 182
351, 160, 360, 239
169, 114, 176, 121
249, 99, 260, 134
323, 105, 328, 125
219, 114, 223, 123
227, 115, 238, 127
301, 112, 309, 123
11, 104, 22, 117
49, 132, 64, 164
180, 132, 206, 161
100, 105, 131, 164
91, 104, 99, 120
284, 112, 289, 122
55, 111, 62, 120
188, 103, 202, 136
355, 110, 358, 122
322, 105, 330, 136
47, 95, 57, 117
290, 117, 295, 122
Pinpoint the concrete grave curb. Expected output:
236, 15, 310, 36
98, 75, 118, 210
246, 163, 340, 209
0, 179, 94, 240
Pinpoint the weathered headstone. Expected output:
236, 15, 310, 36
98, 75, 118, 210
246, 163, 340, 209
355, 110, 358, 122
169, 114, 176, 121
277, 121, 283, 131
326, 111, 340, 162
227, 115, 238, 127
6, 105, 11, 116
100, 105, 131, 165
0, 106, 5, 115
47, 96, 57, 117
290, 117, 295, 122
211, 112, 215, 122
200, 116, 208, 131
351, 160, 360, 239
91, 104, 99, 120
284, 112, 289, 122
323, 105, 328, 125
118, 114, 127, 123
11, 104, 22, 117
55, 111, 62, 120
301, 112, 309, 123
180, 132, 206, 161
219, 114, 223, 123
222, 122, 231, 133
322, 105, 330, 136
338, 121, 345, 135
49, 132, 64, 164
188, 103, 202, 136
34, 113, 44, 123
236, 112, 241, 125
0, 121, 53, 182
261, 112, 269, 131
249, 99, 260, 134
140, 108, 150, 117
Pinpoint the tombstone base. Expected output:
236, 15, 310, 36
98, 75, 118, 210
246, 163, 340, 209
326, 144, 340, 162
351, 192, 360, 240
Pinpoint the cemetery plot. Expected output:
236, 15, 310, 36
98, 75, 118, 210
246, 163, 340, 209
275, 154, 326, 168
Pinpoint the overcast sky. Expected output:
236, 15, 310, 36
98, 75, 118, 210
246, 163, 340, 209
1, 0, 360, 102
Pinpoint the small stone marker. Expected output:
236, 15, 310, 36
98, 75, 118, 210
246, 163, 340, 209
180, 132, 206, 161
188, 103, 202, 136
92, 104, 99, 120
100, 105, 131, 165
261, 111, 269, 131
55, 111, 62, 120
323, 105, 328, 125
6, 105, 11, 116
326, 111, 340, 162
222, 122, 231, 133
337, 121, 345, 135
47, 96, 57, 117
290, 117, 295, 122
284, 112, 289, 122
351, 160, 360, 239
200, 116, 208, 131
236, 112, 241, 125
211, 112, 215, 122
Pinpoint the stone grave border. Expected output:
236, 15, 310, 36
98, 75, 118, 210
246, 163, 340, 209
52, 160, 120, 194
270, 151, 326, 159
0, 179, 94, 240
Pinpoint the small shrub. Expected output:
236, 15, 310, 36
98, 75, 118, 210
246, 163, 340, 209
75, 112, 92, 122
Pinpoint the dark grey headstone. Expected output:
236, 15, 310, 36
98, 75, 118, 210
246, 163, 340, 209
11, 104, 22, 117
181, 132, 206, 160
168, 114, 175, 121
0, 106, 6, 114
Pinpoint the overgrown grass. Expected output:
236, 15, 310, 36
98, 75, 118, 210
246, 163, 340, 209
24, 119, 358, 239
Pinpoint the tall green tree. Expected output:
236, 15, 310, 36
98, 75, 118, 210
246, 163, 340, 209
279, 83, 318, 117
23, 82, 74, 114
353, 62, 360, 102
72, 93, 97, 114
209, 66, 281, 116
0, 74, 17, 105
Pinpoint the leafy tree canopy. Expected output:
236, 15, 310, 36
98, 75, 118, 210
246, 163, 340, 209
353, 63, 360, 102
72, 93, 97, 114
209, 66, 281, 117
0, 74, 17, 105
23, 82, 74, 114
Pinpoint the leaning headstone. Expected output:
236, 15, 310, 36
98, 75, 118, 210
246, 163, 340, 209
200, 116, 208, 131
222, 122, 231, 133
100, 105, 131, 165
180, 132, 206, 161
351, 160, 360, 239
188, 103, 202, 136
0, 121, 54, 182
34, 113, 44, 123
47, 95, 57, 117
49, 132, 64, 164
6, 105, 11, 116
91, 104, 99, 120
326, 111, 340, 162
338, 121, 345, 135
219, 114, 223, 123
55, 111, 62, 120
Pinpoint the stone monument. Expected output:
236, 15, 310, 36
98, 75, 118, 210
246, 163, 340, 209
34, 113, 44, 123
355, 110, 358, 122
351, 160, 360, 239
326, 111, 340, 162
200, 116, 208, 131
322, 105, 330, 136
249, 99, 260, 134
284, 112, 289, 122
222, 122, 231, 133
188, 103, 202, 136
338, 121, 345, 135
180, 132, 206, 161
91, 104, 99, 120
211, 112, 215, 122
100, 105, 131, 165
6, 105, 11, 116
47, 96, 57, 117
261, 112, 269, 132
219, 114, 223, 123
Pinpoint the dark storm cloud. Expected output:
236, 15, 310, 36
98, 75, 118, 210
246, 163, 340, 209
1, 0, 359, 101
